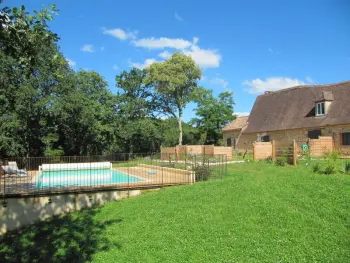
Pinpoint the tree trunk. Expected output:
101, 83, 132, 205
178, 110, 183, 146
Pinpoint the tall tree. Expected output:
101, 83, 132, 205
191, 89, 235, 145
115, 68, 161, 154
145, 53, 202, 145
54, 70, 116, 156
0, 4, 69, 157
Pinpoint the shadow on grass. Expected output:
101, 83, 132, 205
0, 208, 122, 263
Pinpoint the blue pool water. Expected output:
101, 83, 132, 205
36, 169, 142, 188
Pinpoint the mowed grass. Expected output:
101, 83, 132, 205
1, 162, 349, 263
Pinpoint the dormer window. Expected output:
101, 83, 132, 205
316, 102, 325, 116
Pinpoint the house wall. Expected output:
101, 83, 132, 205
322, 124, 350, 155
223, 130, 255, 153
223, 124, 350, 155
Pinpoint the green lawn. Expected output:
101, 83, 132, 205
1, 162, 349, 263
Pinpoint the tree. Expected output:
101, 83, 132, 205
53, 70, 116, 156
160, 118, 200, 147
0, 4, 69, 157
191, 89, 235, 145
145, 53, 202, 145
114, 68, 161, 154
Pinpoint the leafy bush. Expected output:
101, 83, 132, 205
344, 161, 350, 174
324, 150, 340, 162
321, 150, 340, 175
276, 156, 287, 166
312, 163, 321, 173
194, 165, 211, 181
275, 149, 289, 166
324, 161, 336, 174
265, 157, 273, 164
244, 154, 254, 163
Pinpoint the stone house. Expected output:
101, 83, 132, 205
223, 81, 350, 155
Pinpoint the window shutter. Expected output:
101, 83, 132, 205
339, 133, 343, 146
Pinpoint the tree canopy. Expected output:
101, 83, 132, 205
145, 53, 202, 146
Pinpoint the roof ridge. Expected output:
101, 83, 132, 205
259, 80, 350, 96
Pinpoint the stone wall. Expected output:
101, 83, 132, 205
0, 189, 143, 234
322, 124, 350, 155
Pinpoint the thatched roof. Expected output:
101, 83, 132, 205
223, 116, 249, 131
244, 80, 350, 133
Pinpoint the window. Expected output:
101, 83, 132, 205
257, 135, 270, 142
316, 102, 325, 116
226, 138, 232, 147
308, 130, 321, 139
261, 135, 270, 142
342, 132, 350, 145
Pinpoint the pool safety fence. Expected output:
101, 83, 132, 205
0, 154, 228, 198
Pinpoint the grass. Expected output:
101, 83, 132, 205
1, 162, 349, 262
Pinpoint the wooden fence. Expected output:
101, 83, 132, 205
309, 136, 334, 156
253, 140, 297, 165
161, 145, 233, 160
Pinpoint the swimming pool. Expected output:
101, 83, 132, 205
36, 169, 142, 188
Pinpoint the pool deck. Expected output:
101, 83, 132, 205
0, 165, 194, 197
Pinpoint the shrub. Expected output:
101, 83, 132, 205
344, 161, 350, 174
265, 157, 273, 164
276, 156, 287, 166
324, 150, 340, 162
312, 163, 321, 173
244, 154, 254, 163
194, 165, 211, 181
324, 161, 336, 174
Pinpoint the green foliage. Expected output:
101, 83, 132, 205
191, 88, 235, 145
324, 161, 336, 174
265, 157, 273, 164
276, 150, 289, 166
322, 150, 339, 175
194, 165, 212, 181
344, 161, 350, 174
145, 53, 202, 145
312, 163, 321, 173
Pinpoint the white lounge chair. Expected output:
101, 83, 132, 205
2, 161, 28, 176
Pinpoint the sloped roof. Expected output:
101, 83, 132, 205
244, 81, 350, 133
223, 116, 249, 131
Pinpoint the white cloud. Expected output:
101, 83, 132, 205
174, 12, 183, 22
80, 44, 94, 53
234, 112, 250, 117
158, 51, 172, 59
103, 28, 137, 40
132, 36, 221, 68
192, 37, 199, 45
209, 77, 228, 88
129, 58, 157, 69
132, 37, 192, 49
184, 45, 221, 68
306, 76, 313, 83
243, 77, 306, 94
112, 64, 119, 71
66, 58, 76, 67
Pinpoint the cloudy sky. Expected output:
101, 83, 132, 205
7, 0, 350, 120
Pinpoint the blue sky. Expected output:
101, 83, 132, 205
6, 0, 350, 121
